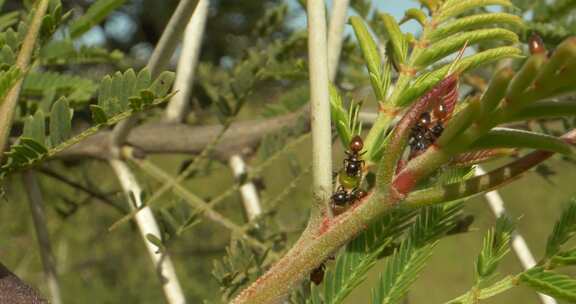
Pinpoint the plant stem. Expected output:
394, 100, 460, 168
327, 0, 350, 81
0, 0, 49, 160
22, 170, 62, 304
109, 159, 186, 304
307, 0, 333, 222
165, 0, 209, 123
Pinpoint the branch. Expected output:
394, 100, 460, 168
108, 159, 186, 304
327, 0, 350, 81
165, 0, 209, 122
229, 154, 263, 221
404, 128, 576, 207
0, 0, 50, 160
307, 0, 333, 222
58, 110, 306, 159
22, 171, 62, 304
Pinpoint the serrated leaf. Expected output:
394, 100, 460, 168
520, 268, 576, 302
436, 0, 513, 24
509, 100, 576, 122
470, 128, 573, 155
551, 249, 576, 267
378, 13, 407, 65
546, 200, 576, 258
69, 0, 126, 38
414, 28, 518, 68
49, 97, 73, 146
350, 16, 386, 100
476, 216, 514, 281
428, 13, 524, 43
395, 46, 522, 106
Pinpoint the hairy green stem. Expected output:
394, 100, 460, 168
0, 0, 50, 161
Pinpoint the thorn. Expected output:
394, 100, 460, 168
447, 40, 469, 75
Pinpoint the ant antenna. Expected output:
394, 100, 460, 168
447, 40, 469, 75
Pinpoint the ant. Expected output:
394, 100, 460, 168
409, 107, 446, 155
343, 135, 365, 178
310, 263, 325, 285
331, 186, 368, 215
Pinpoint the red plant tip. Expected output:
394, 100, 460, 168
529, 33, 546, 55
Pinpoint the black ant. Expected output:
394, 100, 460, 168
331, 186, 368, 215
310, 263, 325, 285
409, 104, 447, 156
343, 135, 365, 178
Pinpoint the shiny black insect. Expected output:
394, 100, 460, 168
310, 263, 326, 285
343, 135, 365, 178
409, 109, 445, 156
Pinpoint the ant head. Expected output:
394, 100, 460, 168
349, 135, 364, 153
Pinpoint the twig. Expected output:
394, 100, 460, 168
475, 166, 558, 304
22, 171, 62, 304
307, 0, 333, 221
127, 156, 273, 253
37, 167, 125, 213
165, 0, 209, 123
229, 154, 262, 221
108, 159, 186, 304
111, 0, 200, 149
327, 0, 350, 81
0, 0, 50, 160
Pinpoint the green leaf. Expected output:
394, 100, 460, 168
480, 67, 514, 118
49, 97, 73, 146
378, 13, 407, 65
414, 28, 518, 68
476, 216, 514, 282
371, 242, 436, 304
470, 128, 573, 155
395, 46, 521, 106
401, 8, 427, 27
329, 84, 351, 147
507, 100, 576, 122
350, 16, 386, 101
436, 0, 513, 24
438, 97, 482, 149
320, 209, 417, 304
0, 67, 20, 100
520, 268, 576, 302
149, 71, 175, 97
89, 105, 108, 125
551, 249, 576, 267
546, 200, 576, 258
22, 110, 46, 145
428, 13, 524, 43
69, 0, 126, 38
505, 53, 547, 104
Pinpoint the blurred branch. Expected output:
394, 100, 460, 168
22, 171, 62, 304
229, 154, 262, 221
327, 0, 350, 81
307, 0, 333, 222
37, 167, 126, 214
108, 159, 186, 304
0, 0, 49, 160
59, 110, 307, 159
165, 0, 209, 122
